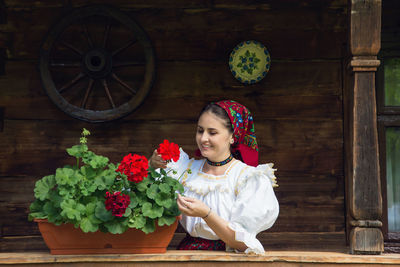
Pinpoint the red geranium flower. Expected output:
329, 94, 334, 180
157, 139, 180, 162
105, 191, 131, 217
116, 153, 149, 183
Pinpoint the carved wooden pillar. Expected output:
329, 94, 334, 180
347, 0, 383, 254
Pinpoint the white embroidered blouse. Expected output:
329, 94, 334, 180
167, 149, 279, 255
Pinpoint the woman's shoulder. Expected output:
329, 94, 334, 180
232, 160, 278, 189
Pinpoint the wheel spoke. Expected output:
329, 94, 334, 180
82, 24, 93, 48
60, 41, 83, 56
81, 79, 94, 108
112, 39, 137, 56
111, 73, 137, 95
101, 79, 116, 108
103, 23, 111, 48
113, 61, 145, 67
58, 72, 86, 93
50, 61, 81, 68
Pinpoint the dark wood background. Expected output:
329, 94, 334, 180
0, 0, 347, 251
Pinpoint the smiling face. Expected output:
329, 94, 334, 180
196, 111, 234, 162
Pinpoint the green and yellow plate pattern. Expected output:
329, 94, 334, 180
229, 40, 271, 84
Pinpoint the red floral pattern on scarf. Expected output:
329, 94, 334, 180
215, 100, 259, 167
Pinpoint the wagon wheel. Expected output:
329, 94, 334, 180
40, 5, 155, 122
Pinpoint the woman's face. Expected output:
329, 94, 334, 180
196, 111, 233, 162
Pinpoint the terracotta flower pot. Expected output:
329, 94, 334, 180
35, 219, 178, 255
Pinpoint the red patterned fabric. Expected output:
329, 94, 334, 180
215, 100, 259, 167
177, 234, 226, 251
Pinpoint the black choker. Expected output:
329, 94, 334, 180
206, 154, 234, 166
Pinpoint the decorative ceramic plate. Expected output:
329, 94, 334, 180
229, 40, 271, 84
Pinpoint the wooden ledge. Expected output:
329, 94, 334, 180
1, 251, 400, 266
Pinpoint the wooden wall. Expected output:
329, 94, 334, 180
0, 0, 347, 251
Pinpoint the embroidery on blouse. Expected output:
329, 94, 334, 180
181, 159, 195, 186
198, 160, 239, 180
234, 165, 250, 196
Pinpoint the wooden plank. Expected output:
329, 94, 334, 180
1, 232, 347, 253
5, 5, 346, 60
0, 148, 343, 176
0, 249, 394, 266
9, 29, 347, 61
259, 232, 346, 251
0, 95, 342, 121
0, 106, 3, 131
0, 251, 399, 267
0, 236, 47, 252
0, 119, 343, 175
5, 0, 348, 9
0, 61, 343, 99
0, 60, 343, 121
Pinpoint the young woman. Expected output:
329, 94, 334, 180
150, 100, 279, 254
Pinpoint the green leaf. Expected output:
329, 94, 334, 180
55, 167, 79, 186
128, 214, 146, 229
82, 203, 102, 230
155, 192, 173, 208
150, 169, 161, 178
34, 175, 56, 201
43, 202, 60, 219
165, 177, 184, 193
128, 192, 138, 209
58, 184, 75, 197
136, 178, 150, 192
80, 217, 99, 233
48, 190, 63, 207
66, 144, 88, 158
142, 202, 164, 219
82, 151, 109, 169
160, 168, 167, 176
158, 215, 177, 226
94, 170, 116, 190
164, 202, 181, 217
146, 184, 159, 200
80, 165, 97, 179
95, 201, 113, 222
28, 200, 47, 220
85, 202, 97, 215
80, 180, 98, 196
60, 199, 85, 221
159, 183, 170, 193
105, 219, 128, 234
123, 207, 132, 217
141, 218, 155, 234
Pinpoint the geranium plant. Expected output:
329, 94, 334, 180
29, 129, 185, 234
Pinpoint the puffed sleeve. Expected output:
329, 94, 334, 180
166, 148, 191, 181
228, 163, 279, 255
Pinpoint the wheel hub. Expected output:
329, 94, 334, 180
82, 48, 112, 79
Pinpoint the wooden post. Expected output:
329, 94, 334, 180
347, 0, 383, 254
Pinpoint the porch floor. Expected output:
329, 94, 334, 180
1, 251, 400, 266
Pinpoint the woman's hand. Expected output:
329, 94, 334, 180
149, 149, 167, 169
177, 194, 210, 218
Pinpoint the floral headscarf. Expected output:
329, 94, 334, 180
215, 100, 258, 167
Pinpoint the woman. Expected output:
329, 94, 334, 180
150, 100, 279, 254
